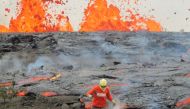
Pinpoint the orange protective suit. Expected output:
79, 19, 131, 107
87, 85, 113, 108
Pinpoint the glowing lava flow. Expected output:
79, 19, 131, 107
185, 73, 190, 78
176, 97, 190, 107
80, 0, 162, 32
18, 73, 61, 85
16, 73, 61, 97
41, 91, 58, 97
0, 73, 61, 89
17, 90, 27, 96
0, 0, 73, 32
0, 82, 13, 88
17, 75, 51, 85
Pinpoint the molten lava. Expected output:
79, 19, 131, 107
18, 73, 61, 85
176, 97, 190, 107
18, 75, 50, 85
41, 91, 58, 97
49, 73, 62, 81
0, 25, 10, 32
186, 73, 190, 77
17, 90, 27, 96
80, 0, 162, 32
0, 81, 13, 88
0, 0, 162, 32
0, 0, 73, 32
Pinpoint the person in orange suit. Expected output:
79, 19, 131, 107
86, 79, 116, 109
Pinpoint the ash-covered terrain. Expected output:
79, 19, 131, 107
0, 32, 190, 109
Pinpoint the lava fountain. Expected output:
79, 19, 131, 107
79, 0, 162, 32
0, 0, 73, 32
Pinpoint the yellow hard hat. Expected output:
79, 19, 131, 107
99, 79, 107, 87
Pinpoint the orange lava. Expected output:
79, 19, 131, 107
0, 25, 10, 32
18, 75, 50, 85
41, 91, 58, 97
0, 0, 73, 32
17, 91, 27, 96
185, 73, 190, 78
30, 76, 49, 81
80, 0, 162, 32
0, 82, 13, 88
17, 73, 61, 86
1, 0, 162, 32
176, 97, 190, 107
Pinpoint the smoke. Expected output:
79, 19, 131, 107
57, 51, 105, 69
89, 32, 189, 65
1, 32, 190, 76
107, 96, 128, 109
0, 53, 25, 73
90, 35, 130, 64
123, 32, 190, 64
27, 56, 56, 75
26, 51, 106, 75
91, 34, 164, 64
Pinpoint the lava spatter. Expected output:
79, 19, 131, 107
79, 0, 162, 32
0, 0, 73, 32
0, 0, 162, 32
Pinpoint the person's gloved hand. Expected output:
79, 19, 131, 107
87, 94, 92, 98
112, 99, 116, 105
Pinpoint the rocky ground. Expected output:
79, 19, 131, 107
0, 32, 190, 109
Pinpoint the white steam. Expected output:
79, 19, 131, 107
0, 54, 24, 73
